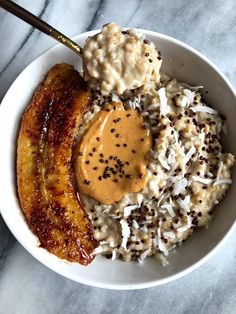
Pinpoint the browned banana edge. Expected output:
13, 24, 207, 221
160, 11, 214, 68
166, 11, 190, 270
17, 63, 97, 265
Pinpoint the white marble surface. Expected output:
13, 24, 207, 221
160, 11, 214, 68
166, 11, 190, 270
0, 0, 236, 313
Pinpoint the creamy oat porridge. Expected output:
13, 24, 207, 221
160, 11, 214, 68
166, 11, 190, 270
83, 23, 162, 95
75, 24, 235, 264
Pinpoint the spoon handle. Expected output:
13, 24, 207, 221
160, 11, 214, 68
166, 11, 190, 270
0, 0, 82, 55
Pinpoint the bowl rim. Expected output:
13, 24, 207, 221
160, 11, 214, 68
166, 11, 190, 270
0, 28, 235, 290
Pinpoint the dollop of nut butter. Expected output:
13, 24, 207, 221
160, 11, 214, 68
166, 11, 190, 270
75, 102, 152, 204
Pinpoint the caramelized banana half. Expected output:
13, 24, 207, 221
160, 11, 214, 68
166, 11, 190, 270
17, 63, 97, 265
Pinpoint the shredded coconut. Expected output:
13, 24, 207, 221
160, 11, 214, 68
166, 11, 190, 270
177, 195, 190, 213
138, 248, 152, 263
181, 83, 203, 90
173, 178, 188, 195
158, 237, 169, 256
157, 191, 168, 206
177, 226, 189, 233
184, 146, 196, 164
158, 88, 169, 116
137, 193, 144, 206
120, 219, 130, 250
168, 149, 176, 164
214, 179, 232, 185
109, 240, 115, 248
183, 89, 194, 106
158, 155, 170, 170
132, 220, 139, 229
192, 176, 212, 184
126, 96, 142, 110
112, 94, 120, 101
112, 249, 117, 261
190, 105, 218, 115
186, 215, 192, 228
215, 161, 223, 182
163, 231, 176, 239
140, 226, 148, 232
147, 103, 158, 110
149, 180, 157, 192
124, 204, 139, 217
161, 204, 175, 217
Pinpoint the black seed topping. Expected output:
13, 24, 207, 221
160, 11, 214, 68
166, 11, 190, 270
83, 179, 91, 185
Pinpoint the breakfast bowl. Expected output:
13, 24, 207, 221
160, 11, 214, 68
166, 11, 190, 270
0, 29, 235, 290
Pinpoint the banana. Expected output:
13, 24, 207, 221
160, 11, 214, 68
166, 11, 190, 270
17, 63, 97, 265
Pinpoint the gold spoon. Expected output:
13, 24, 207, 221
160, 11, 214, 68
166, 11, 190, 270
0, 0, 82, 56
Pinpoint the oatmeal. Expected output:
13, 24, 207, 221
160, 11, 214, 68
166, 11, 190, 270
75, 75, 234, 263
82, 23, 162, 95
75, 25, 235, 264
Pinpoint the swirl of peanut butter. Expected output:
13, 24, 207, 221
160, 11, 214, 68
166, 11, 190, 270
75, 102, 152, 205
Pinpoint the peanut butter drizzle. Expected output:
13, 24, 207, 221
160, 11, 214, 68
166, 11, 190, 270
75, 102, 152, 204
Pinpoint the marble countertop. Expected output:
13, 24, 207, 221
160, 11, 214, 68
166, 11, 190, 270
0, 0, 235, 313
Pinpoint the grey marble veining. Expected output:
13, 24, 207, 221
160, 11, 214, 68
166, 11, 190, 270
0, 0, 236, 313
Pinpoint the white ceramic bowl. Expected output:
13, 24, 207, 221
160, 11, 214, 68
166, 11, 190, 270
0, 30, 235, 290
